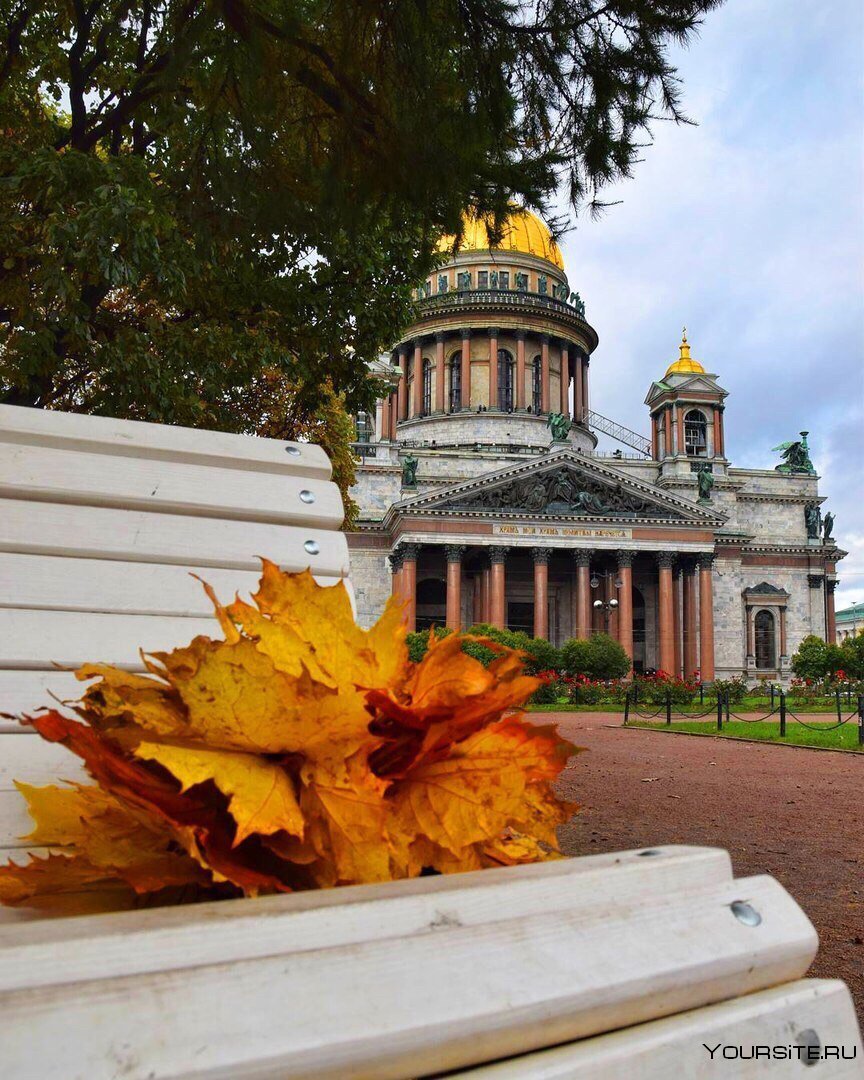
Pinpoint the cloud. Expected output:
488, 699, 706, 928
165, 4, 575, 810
557, 0, 864, 610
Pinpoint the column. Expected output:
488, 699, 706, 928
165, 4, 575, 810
673, 566, 683, 677
826, 580, 837, 644
651, 412, 658, 459
656, 552, 676, 675
389, 390, 398, 441
682, 561, 698, 680
460, 329, 471, 410
559, 344, 570, 415
445, 545, 465, 631
400, 544, 420, 632
435, 332, 446, 413
779, 605, 788, 659
488, 327, 499, 410
698, 553, 715, 681
389, 549, 403, 598
380, 394, 391, 441
675, 404, 684, 457
489, 546, 508, 630
515, 331, 526, 409
540, 336, 550, 413
412, 341, 423, 417
574, 351, 584, 422
532, 548, 551, 640
616, 551, 634, 668
397, 348, 408, 421
706, 408, 715, 457
657, 414, 666, 459
745, 604, 755, 662
581, 356, 590, 418
663, 408, 673, 459
573, 549, 593, 639
714, 407, 724, 457
605, 571, 619, 639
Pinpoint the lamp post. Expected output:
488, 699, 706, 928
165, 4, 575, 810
591, 568, 623, 631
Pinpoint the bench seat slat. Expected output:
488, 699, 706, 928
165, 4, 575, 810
0, 404, 330, 480
456, 979, 863, 1079
0, 859, 817, 1079
0, 443, 344, 527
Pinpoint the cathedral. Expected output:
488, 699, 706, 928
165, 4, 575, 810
346, 211, 842, 682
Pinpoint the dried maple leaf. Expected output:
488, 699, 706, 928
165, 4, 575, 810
0, 564, 578, 912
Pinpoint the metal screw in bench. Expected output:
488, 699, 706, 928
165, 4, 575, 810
299, 490, 315, 504
285, 446, 301, 456
795, 1029, 821, 1067
730, 900, 761, 926
304, 540, 320, 555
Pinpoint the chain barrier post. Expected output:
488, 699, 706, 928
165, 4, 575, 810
770, 683, 775, 708
835, 688, 841, 723
624, 687, 630, 726
858, 695, 864, 748
700, 683, 704, 705
725, 691, 731, 725
779, 690, 786, 738
665, 691, 672, 726
716, 693, 723, 731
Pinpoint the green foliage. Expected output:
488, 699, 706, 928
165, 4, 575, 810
405, 626, 453, 663
465, 625, 561, 675
1, 0, 719, 439
634, 675, 697, 706
790, 635, 863, 681
560, 633, 631, 680
711, 676, 749, 704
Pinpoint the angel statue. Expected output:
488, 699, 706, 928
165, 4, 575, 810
547, 412, 572, 442
772, 431, 816, 475
822, 512, 835, 544
696, 465, 714, 502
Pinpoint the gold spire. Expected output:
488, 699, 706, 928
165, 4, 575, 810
665, 327, 706, 377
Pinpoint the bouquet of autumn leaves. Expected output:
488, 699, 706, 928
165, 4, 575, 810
0, 563, 577, 914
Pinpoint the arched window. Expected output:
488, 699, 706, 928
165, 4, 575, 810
497, 349, 514, 411
684, 409, 708, 456
448, 354, 462, 411
422, 358, 433, 415
532, 355, 542, 413
755, 610, 776, 670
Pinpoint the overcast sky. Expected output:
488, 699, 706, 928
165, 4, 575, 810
557, 0, 864, 610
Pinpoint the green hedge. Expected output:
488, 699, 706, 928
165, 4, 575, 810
559, 633, 630, 680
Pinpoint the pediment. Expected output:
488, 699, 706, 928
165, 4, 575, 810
394, 449, 721, 523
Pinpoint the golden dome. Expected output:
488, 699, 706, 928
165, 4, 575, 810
438, 208, 565, 270
665, 329, 706, 377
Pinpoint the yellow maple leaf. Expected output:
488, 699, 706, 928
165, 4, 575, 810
130, 740, 304, 846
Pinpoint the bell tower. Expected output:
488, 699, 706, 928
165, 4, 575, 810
645, 330, 728, 482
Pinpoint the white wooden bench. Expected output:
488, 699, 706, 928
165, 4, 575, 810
0, 404, 351, 872
0, 406, 860, 1077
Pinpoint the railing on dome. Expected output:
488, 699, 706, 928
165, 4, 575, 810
416, 288, 590, 325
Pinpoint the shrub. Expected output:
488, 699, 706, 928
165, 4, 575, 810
560, 633, 630, 680
465, 625, 562, 675
634, 672, 697, 705
712, 675, 748, 704
405, 626, 453, 662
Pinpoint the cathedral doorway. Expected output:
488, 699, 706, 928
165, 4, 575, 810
755, 609, 777, 670
507, 602, 534, 635
632, 586, 646, 673
416, 577, 446, 630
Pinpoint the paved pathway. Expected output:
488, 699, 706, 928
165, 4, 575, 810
544, 711, 863, 1015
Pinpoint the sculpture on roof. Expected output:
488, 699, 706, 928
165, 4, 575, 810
548, 412, 572, 441
822, 512, 835, 544
401, 453, 418, 488
696, 464, 714, 502
772, 431, 816, 475
805, 503, 821, 539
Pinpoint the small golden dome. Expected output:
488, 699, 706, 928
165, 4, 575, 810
438, 208, 565, 270
665, 328, 706, 376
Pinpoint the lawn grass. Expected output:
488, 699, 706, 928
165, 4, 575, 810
629, 719, 863, 751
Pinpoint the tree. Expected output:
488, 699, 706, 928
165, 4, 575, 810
1, 1, 722, 440
791, 635, 829, 681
